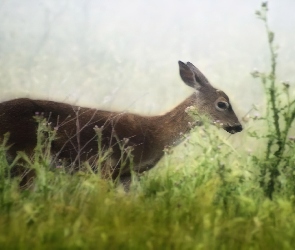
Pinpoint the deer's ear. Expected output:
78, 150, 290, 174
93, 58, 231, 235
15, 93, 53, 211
178, 61, 211, 90
186, 62, 210, 86
178, 61, 199, 89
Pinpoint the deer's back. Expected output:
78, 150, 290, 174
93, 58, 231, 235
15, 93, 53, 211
0, 98, 161, 175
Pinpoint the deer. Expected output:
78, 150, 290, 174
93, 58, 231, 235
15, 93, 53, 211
0, 61, 242, 188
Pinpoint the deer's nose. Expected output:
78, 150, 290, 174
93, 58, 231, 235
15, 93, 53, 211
225, 124, 243, 134
232, 124, 243, 134
234, 124, 243, 133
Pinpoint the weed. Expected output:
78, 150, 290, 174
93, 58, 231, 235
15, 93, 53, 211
250, 2, 295, 199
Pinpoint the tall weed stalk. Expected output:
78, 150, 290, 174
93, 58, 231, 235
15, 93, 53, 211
250, 2, 295, 199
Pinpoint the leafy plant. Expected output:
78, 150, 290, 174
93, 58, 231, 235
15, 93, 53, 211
250, 2, 295, 199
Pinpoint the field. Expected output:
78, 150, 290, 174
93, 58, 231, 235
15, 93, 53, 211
1, 1, 295, 249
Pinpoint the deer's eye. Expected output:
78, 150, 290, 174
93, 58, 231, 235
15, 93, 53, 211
216, 101, 229, 111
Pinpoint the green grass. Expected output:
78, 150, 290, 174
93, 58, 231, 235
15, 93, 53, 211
0, 155, 295, 250
0, 120, 295, 250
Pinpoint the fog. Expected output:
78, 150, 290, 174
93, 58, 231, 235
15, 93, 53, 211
0, 0, 294, 115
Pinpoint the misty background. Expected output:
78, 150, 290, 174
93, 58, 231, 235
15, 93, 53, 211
0, 0, 294, 116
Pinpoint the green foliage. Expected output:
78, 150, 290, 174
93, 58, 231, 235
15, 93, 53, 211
1, 1, 295, 249
250, 2, 295, 199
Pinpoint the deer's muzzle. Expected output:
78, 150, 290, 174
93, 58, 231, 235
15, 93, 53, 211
224, 124, 243, 134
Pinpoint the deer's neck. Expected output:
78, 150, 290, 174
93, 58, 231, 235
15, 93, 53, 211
152, 93, 198, 147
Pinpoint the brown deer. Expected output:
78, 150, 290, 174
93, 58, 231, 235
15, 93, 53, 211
0, 61, 242, 186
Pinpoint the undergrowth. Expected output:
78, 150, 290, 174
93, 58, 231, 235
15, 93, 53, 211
0, 2, 295, 249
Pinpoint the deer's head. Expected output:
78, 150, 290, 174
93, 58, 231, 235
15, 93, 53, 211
179, 61, 242, 134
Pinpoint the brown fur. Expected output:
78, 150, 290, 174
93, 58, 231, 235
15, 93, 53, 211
0, 61, 242, 186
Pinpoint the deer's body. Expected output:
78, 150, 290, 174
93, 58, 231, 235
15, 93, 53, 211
0, 61, 242, 185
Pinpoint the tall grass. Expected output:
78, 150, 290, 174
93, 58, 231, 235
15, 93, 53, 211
1, 2, 295, 249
